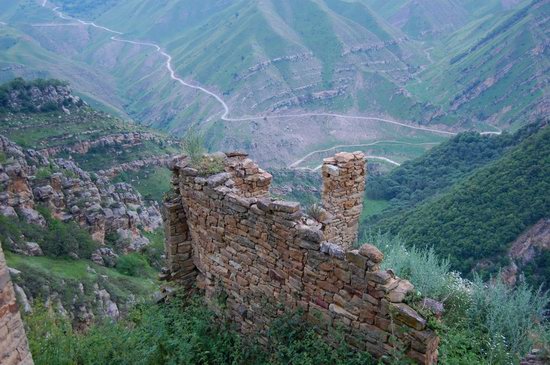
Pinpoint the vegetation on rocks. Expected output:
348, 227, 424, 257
0, 78, 70, 113
368, 233, 550, 364
0, 210, 98, 260
26, 295, 376, 365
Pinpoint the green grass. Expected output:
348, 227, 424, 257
66, 140, 177, 172
113, 166, 172, 202
5, 251, 157, 305
0, 107, 134, 149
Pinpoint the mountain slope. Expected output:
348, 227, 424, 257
0, 78, 174, 323
368, 124, 550, 280
1, 0, 546, 168
364, 121, 543, 212
407, 0, 549, 128
363, 0, 527, 39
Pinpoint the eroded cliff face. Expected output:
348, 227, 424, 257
164, 152, 440, 364
0, 242, 33, 365
502, 218, 550, 286
0, 135, 162, 253
0, 133, 163, 327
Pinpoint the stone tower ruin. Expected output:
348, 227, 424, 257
163, 151, 439, 364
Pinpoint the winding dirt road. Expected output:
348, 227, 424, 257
41, 3, 455, 134
35, 1, 501, 169
289, 140, 440, 168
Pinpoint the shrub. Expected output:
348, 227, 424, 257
305, 203, 325, 222
25, 295, 378, 365
182, 126, 206, 165
35, 166, 53, 180
467, 277, 549, 363
366, 232, 453, 301
13, 206, 100, 259
42, 219, 98, 259
115, 253, 150, 277
367, 232, 550, 363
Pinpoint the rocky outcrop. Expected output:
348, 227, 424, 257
39, 132, 178, 158
0, 242, 33, 365
97, 155, 174, 179
0, 135, 162, 253
242, 52, 313, 80
164, 152, 439, 364
502, 218, 550, 286
4, 80, 84, 113
509, 218, 550, 264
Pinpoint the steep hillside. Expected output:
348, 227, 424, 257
0, 78, 178, 324
0, 132, 162, 327
363, 0, 527, 39
364, 121, 544, 213
1, 1, 546, 168
407, 0, 549, 128
367, 124, 550, 283
1, 0, 449, 167
0, 78, 179, 198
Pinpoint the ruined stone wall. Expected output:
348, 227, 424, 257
165, 152, 439, 364
0, 243, 33, 365
322, 152, 366, 249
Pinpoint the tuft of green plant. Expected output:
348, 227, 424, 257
62, 168, 78, 179
305, 203, 325, 222
35, 166, 53, 180
195, 154, 225, 176
182, 126, 206, 165
366, 232, 453, 301
467, 277, 549, 363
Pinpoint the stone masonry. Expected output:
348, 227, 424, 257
0, 242, 33, 365
164, 152, 439, 364
322, 152, 366, 249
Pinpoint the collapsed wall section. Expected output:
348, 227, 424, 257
164, 152, 439, 364
0, 243, 33, 365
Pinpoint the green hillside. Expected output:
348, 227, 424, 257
364, 121, 543, 215
407, 0, 549, 128
363, 0, 527, 39
1, 0, 544, 169
368, 124, 550, 278
0, 78, 178, 198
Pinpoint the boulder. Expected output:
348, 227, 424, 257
24, 242, 43, 256
19, 207, 46, 226
358, 243, 384, 263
